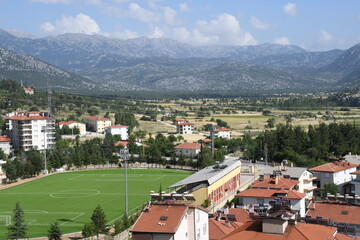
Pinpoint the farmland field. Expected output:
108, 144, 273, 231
0, 169, 192, 239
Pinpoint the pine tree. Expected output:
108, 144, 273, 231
7, 202, 27, 240
47, 222, 62, 240
91, 205, 109, 239
82, 223, 94, 238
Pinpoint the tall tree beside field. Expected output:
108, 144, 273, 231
114, 112, 139, 132
91, 205, 109, 239
7, 202, 27, 240
47, 222, 62, 240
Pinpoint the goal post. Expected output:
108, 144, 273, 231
0, 215, 11, 226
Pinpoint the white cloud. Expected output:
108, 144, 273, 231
39, 13, 100, 35
128, 3, 161, 22
195, 13, 257, 45
179, 3, 190, 12
283, 3, 297, 16
250, 16, 272, 30
162, 6, 177, 25
274, 37, 290, 45
31, 0, 74, 3
318, 30, 333, 43
173, 27, 218, 45
148, 27, 164, 38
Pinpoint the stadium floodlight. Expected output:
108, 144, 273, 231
120, 148, 130, 216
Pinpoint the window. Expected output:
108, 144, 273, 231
197, 228, 200, 240
257, 198, 264, 204
324, 173, 330, 178
203, 223, 207, 235
196, 211, 200, 222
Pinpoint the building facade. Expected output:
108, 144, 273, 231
213, 128, 232, 139
177, 122, 194, 134
6, 111, 55, 151
56, 121, 86, 135
0, 136, 11, 155
175, 142, 202, 158
85, 116, 111, 133
131, 202, 209, 240
105, 125, 128, 140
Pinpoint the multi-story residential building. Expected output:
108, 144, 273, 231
85, 116, 111, 133
6, 111, 55, 151
0, 159, 6, 183
176, 122, 194, 134
259, 165, 317, 200
213, 128, 232, 139
0, 136, 11, 155
349, 170, 360, 196
56, 121, 86, 135
310, 160, 358, 191
175, 142, 202, 158
131, 202, 209, 240
105, 124, 128, 140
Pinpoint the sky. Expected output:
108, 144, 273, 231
0, 0, 359, 51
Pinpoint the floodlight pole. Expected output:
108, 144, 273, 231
120, 148, 130, 217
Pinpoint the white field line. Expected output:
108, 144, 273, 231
107, 203, 144, 225
67, 174, 84, 180
60, 213, 85, 226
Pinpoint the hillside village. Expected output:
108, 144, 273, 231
0, 84, 360, 240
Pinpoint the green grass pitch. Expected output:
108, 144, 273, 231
0, 168, 192, 238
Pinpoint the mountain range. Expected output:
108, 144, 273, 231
0, 28, 359, 93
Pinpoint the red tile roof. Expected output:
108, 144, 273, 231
223, 220, 345, 240
56, 121, 77, 126
307, 202, 360, 225
23, 88, 33, 91
228, 208, 252, 223
209, 218, 237, 240
350, 170, 360, 175
236, 188, 306, 200
85, 116, 111, 121
252, 177, 299, 190
0, 136, 11, 142
309, 161, 358, 173
176, 122, 194, 126
213, 128, 231, 132
131, 204, 188, 234
175, 142, 202, 150
115, 141, 129, 147
106, 124, 128, 129
6, 115, 48, 120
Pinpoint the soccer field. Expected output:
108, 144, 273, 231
0, 168, 192, 239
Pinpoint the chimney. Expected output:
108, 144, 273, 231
262, 218, 288, 235
275, 176, 279, 185
225, 220, 230, 227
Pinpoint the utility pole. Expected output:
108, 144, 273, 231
264, 143, 268, 166
120, 148, 130, 216
210, 124, 214, 159
43, 82, 52, 175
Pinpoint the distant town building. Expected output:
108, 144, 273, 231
213, 128, 232, 139
0, 136, 11, 155
170, 159, 242, 208
176, 122, 194, 134
348, 170, 360, 196
131, 202, 209, 240
343, 152, 360, 166
175, 142, 202, 158
310, 160, 357, 191
23, 88, 34, 95
56, 121, 86, 135
85, 116, 111, 133
105, 125, 128, 140
0, 159, 6, 183
6, 111, 55, 151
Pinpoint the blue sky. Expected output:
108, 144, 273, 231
0, 0, 359, 51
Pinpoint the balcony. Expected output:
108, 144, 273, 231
303, 177, 317, 182
304, 185, 317, 191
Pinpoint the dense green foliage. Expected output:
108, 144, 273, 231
47, 223, 62, 240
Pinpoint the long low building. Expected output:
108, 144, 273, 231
169, 159, 242, 208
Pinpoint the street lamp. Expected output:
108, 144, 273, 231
120, 148, 130, 216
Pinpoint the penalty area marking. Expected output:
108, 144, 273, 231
50, 189, 100, 198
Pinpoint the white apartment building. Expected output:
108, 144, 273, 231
0, 159, 6, 183
177, 122, 194, 134
213, 128, 232, 139
310, 160, 358, 190
6, 111, 55, 151
105, 125, 128, 140
56, 121, 86, 135
0, 136, 11, 155
85, 116, 111, 133
131, 202, 209, 240
349, 170, 360, 196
